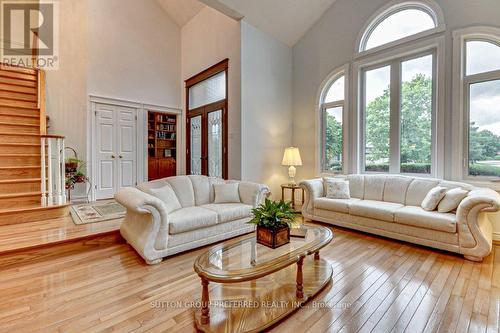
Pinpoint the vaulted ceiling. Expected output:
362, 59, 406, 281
156, 0, 206, 27
157, 0, 338, 47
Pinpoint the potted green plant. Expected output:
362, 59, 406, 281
248, 199, 295, 248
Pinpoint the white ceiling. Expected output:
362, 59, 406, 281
199, 0, 338, 46
156, 0, 337, 47
156, 0, 206, 27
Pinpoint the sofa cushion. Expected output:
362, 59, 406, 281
214, 183, 241, 203
165, 176, 195, 207
209, 177, 226, 202
201, 203, 253, 223
148, 184, 182, 213
189, 175, 211, 206
347, 175, 364, 199
314, 197, 361, 213
437, 188, 469, 213
363, 175, 387, 201
350, 200, 403, 222
421, 186, 447, 211
405, 178, 440, 206
395, 206, 456, 233
383, 176, 413, 204
169, 207, 218, 234
324, 178, 350, 199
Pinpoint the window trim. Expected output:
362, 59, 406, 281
353, 35, 445, 178
355, 0, 445, 58
316, 64, 350, 175
451, 27, 500, 185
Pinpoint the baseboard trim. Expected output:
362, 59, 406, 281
493, 232, 500, 245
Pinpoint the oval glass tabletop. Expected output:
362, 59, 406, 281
193, 225, 333, 283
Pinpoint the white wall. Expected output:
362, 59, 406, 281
88, 0, 181, 107
292, 0, 500, 238
181, 6, 241, 179
45, 0, 181, 199
241, 21, 292, 198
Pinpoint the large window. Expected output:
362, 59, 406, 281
321, 73, 345, 173
363, 53, 435, 174
359, 2, 442, 53
463, 40, 500, 178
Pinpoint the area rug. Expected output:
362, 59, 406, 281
70, 200, 126, 225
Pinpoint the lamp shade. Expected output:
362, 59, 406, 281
281, 147, 302, 166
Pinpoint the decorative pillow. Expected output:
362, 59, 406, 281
323, 178, 350, 199
421, 186, 447, 211
214, 183, 241, 203
149, 185, 182, 213
437, 188, 469, 213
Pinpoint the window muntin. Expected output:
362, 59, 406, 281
322, 74, 345, 173
362, 8, 436, 52
364, 65, 391, 172
467, 79, 500, 177
466, 40, 500, 76
400, 54, 433, 174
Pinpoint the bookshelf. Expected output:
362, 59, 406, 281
148, 111, 177, 180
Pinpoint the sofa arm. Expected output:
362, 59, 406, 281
299, 179, 324, 218
115, 187, 171, 253
456, 188, 500, 260
238, 181, 270, 207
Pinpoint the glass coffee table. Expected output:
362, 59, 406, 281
193, 224, 333, 332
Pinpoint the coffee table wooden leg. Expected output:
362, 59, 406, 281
201, 278, 210, 324
314, 251, 320, 260
296, 257, 304, 298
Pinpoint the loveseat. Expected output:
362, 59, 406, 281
300, 174, 500, 261
115, 175, 269, 264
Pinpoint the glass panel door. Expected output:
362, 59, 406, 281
190, 115, 202, 175
207, 110, 223, 178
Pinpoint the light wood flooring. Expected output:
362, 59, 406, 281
0, 223, 498, 332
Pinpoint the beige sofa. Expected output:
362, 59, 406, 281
300, 175, 500, 261
115, 175, 269, 264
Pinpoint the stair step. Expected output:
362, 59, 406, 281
0, 64, 38, 75
0, 191, 41, 208
0, 98, 38, 109
0, 90, 37, 102
0, 71, 37, 82
0, 154, 40, 167
0, 132, 40, 144
0, 122, 39, 133
0, 76, 37, 88
0, 106, 40, 117
0, 178, 40, 195
0, 83, 37, 95
0, 114, 39, 125
0, 166, 40, 179
0, 143, 40, 154
0, 204, 69, 225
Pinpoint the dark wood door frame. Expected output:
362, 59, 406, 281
185, 59, 228, 179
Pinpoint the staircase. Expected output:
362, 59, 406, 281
0, 63, 69, 225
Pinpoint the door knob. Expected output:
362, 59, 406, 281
119, 155, 123, 159
111, 155, 115, 159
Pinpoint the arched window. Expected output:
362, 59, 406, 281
358, 2, 444, 53
320, 72, 346, 173
454, 29, 500, 179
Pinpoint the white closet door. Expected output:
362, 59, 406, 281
95, 104, 117, 199
95, 103, 137, 199
116, 107, 137, 190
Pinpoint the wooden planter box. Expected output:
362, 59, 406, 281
256, 225, 290, 249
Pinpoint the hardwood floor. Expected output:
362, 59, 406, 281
0, 224, 498, 332
0, 215, 121, 254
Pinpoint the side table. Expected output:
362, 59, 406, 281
281, 183, 304, 212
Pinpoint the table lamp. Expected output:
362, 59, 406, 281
282, 147, 302, 185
